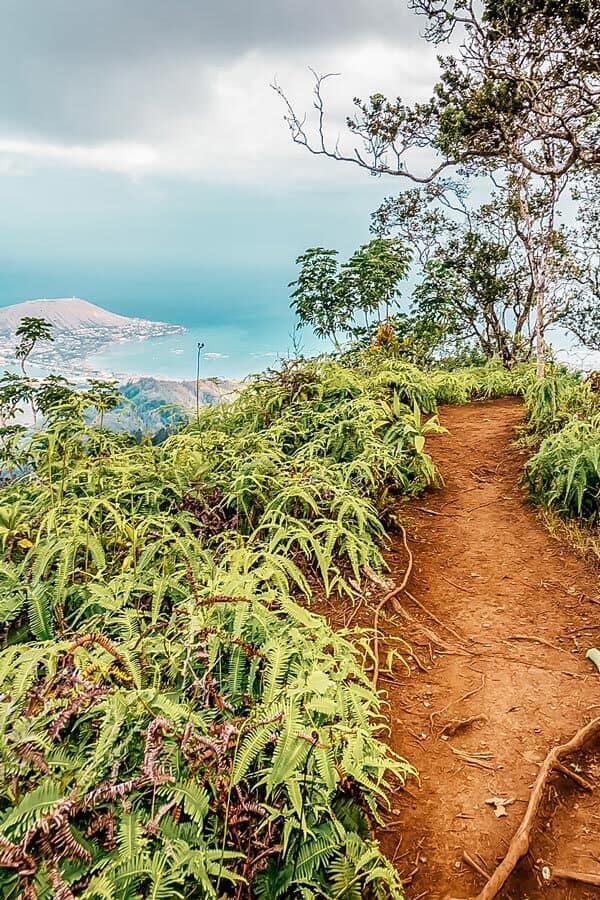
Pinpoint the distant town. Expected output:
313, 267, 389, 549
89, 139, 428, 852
0, 297, 185, 381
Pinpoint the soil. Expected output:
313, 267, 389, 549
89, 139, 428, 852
321, 399, 600, 899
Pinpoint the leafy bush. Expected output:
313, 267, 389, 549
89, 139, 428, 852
0, 587, 409, 899
522, 368, 600, 524
0, 354, 439, 898
524, 369, 598, 436
430, 361, 534, 405
525, 415, 600, 522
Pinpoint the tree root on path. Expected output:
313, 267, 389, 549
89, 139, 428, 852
403, 588, 468, 646
505, 633, 571, 656
440, 714, 487, 737
548, 866, 600, 886
464, 716, 600, 900
371, 524, 472, 687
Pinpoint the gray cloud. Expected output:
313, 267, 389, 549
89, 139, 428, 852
5, 1, 417, 62
1, 1, 420, 141
0, 1, 438, 183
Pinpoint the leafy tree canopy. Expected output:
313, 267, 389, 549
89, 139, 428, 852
290, 238, 411, 347
374, 176, 587, 365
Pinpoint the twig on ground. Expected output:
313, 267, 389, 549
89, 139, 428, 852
431, 674, 486, 725
505, 634, 570, 656
440, 714, 488, 737
469, 716, 600, 900
344, 597, 363, 628
409, 650, 429, 673
372, 524, 413, 687
440, 574, 476, 595
465, 497, 513, 513
414, 506, 464, 519
463, 850, 491, 881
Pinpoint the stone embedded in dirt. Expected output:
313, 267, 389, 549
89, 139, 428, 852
523, 749, 545, 764
586, 647, 600, 672
485, 796, 516, 817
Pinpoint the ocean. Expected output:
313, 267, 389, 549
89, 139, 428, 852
86, 322, 328, 381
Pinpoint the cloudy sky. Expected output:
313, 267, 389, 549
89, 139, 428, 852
0, 1, 439, 366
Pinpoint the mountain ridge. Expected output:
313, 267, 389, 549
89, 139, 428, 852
0, 297, 186, 380
0, 297, 180, 333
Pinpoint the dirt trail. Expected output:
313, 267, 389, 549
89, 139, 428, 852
376, 399, 600, 899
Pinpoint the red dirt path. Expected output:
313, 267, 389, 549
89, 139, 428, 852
329, 399, 600, 899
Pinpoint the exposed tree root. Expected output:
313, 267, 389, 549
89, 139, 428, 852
404, 589, 468, 646
440, 714, 487, 737
462, 850, 491, 881
505, 633, 570, 656
550, 866, 600, 886
468, 716, 600, 900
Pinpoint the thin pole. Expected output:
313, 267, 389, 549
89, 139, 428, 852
196, 341, 205, 423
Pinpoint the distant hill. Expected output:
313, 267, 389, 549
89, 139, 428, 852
0, 297, 185, 378
0, 297, 144, 332
0, 297, 185, 335
120, 376, 239, 408
105, 376, 240, 434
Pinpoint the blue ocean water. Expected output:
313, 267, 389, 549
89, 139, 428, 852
86, 322, 328, 381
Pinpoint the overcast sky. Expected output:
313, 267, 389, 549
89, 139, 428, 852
0, 1, 440, 366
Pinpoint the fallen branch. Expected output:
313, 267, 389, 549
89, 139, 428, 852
471, 716, 600, 900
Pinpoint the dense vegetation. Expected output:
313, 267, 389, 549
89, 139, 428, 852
524, 371, 600, 526
1, 325, 598, 898
0, 353, 527, 899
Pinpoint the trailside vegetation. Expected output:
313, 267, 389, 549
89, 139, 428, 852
0, 352, 526, 899
524, 370, 600, 524
1, 310, 597, 897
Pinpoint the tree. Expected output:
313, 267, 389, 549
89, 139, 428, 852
84, 379, 122, 429
375, 178, 581, 365
563, 173, 600, 352
275, 0, 599, 374
0, 373, 32, 427
289, 239, 411, 346
14, 317, 54, 376
274, 1, 598, 181
339, 237, 412, 328
415, 0, 599, 176
289, 248, 344, 348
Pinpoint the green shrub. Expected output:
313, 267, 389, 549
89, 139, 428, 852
0, 353, 439, 898
525, 415, 600, 522
524, 369, 597, 436
429, 361, 533, 405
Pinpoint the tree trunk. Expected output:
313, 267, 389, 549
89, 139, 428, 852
534, 277, 546, 379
